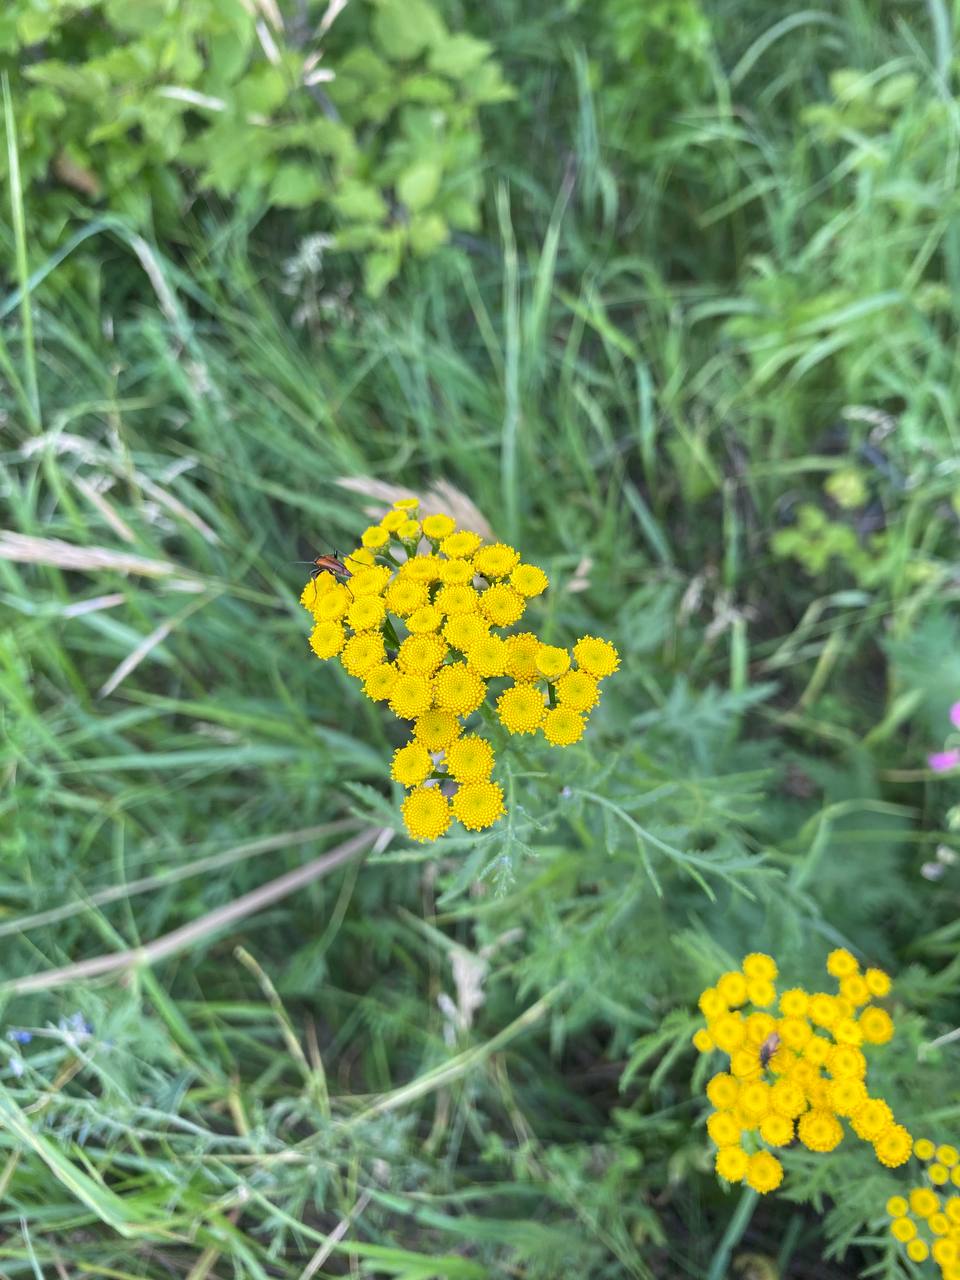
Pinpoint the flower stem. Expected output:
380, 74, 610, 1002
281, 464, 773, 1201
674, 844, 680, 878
707, 1187, 758, 1280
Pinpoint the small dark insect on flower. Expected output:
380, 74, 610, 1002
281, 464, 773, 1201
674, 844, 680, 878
759, 1032, 781, 1069
312, 553, 351, 580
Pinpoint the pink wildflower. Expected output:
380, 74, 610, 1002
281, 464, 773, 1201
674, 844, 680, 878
928, 749, 960, 773
951, 702, 960, 730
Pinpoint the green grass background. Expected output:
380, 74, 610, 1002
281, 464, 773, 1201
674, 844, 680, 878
3, 1, 960, 1276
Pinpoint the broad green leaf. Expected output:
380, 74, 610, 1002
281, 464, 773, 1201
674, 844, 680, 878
427, 33, 492, 79
408, 212, 447, 255
364, 245, 401, 295
333, 180, 388, 222
372, 0, 445, 62
396, 159, 441, 211
270, 163, 327, 208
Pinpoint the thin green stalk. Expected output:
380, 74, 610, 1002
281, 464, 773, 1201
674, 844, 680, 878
707, 1186, 758, 1280
2, 72, 39, 429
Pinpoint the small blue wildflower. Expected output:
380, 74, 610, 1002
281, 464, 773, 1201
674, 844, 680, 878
7, 1030, 31, 1045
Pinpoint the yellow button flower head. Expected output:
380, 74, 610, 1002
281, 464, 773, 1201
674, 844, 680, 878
707, 1111, 742, 1146
715, 1145, 749, 1182
693, 1029, 714, 1052
891, 1216, 917, 1243
504, 633, 542, 681
712, 1013, 746, 1053
742, 953, 778, 981
556, 671, 600, 712
827, 1077, 866, 1116
445, 735, 495, 784
310, 621, 346, 659
827, 1044, 866, 1079
452, 780, 506, 831
947, 1195, 960, 1221
826, 948, 859, 978
406, 605, 443, 634
389, 673, 434, 720
391, 742, 433, 788
401, 555, 443, 583
939, 1145, 960, 1167
729, 1047, 762, 1079
777, 1016, 811, 1051
706, 1074, 740, 1110
745, 1011, 776, 1043
759, 1113, 794, 1147
422, 513, 456, 540
300, 577, 326, 612
839, 974, 870, 1006
393, 497, 420, 511
474, 542, 520, 579
808, 993, 839, 1027
466, 634, 509, 678
361, 525, 390, 549
915, 1138, 937, 1160
929, 1211, 949, 1235
573, 635, 621, 679
542, 707, 585, 746
906, 1239, 929, 1263
798, 1109, 843, 1152
804, 1035, 831, 1066
435, 583, 481, 616
874, 1124, 913, 1168
717, 971, 749, 1008
864, 967, 891, 997
315, 584, 352, 621
850, 1097, 893, 1140
832, 1017, 863, 1046
398, 519, 421, 543
397, 633, 447, 675
344, 547, 375, 573
439, 558, 475, 585
347, 596, 387, 631
511, 563, 549, 597
496, 684, 546, 734
911, 1188, 941, 1218
363, 663, 399, 701
340, 633, 386, 677
443, 613, 490, 651
745, 1151, 783, 1194
931, 1162, 951, 1185
859, 1006, 894, 1044
433, 663, 486, 716
441, 530, 482, 558
698, 987, 727, 1019
480, 584, 525, 627
746, 978, 776, 1008
386, 579, 428, 616
887, 1194, 910, 1218
414, 709, 462, 752
779, 988, 809, 1017
402, 786, 451, 842
350, 565, 392, 596
770, 1078, 806, 1118
535, 644, 570, 679
380, 510, 407, 533
738, 1081, 771, 1120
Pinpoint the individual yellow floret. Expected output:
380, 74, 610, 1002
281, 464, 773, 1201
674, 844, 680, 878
832, 1017, 863, 1047
875, 1124, 913, 1168
466, 634, 509, 678
916, 1138, 937, 1160
839, 974, 870, 1006
535, 644, 570, 679
402, 786, 451, 842
343, 547, 375, 573
504, 633, 542, 681
769, 1078, 806, 1119
363, 662, 399, 701
803, 1035, 832, 1066
444, 735, 495, 784
707, 1111, 742, 1147
479, 584, 526, 627
496, 685, 546, 734
542, 707, 586, 746
389, 673, 434, 720
711, 1013, 746, 1054
555, 671, 600, 713
386, 578, 429, 616
745, 1151, 783, 1194
693, 1029, 715, 1053
435, 584, 481, 616
361, 525, 390, 549
886, 1195, 909, 1218
443, 613, 490, 651
745, 1011, 776, 1044
414, 709, 462, 752
380, 510, 407, 533
391, 742, 433, 788
441, 530, 482, 559
397, 633, 447, 675
738, 1081, 772, 1121
935, 1239, 960, 1267
401, 555, 443, 583
746, 979, 776, 1008
393, 497, 420, 511
300, 577, 327, 612
932, 1163, 951, 1185
940, 1146, 960, 1168
314, 583, 352, 621
433, 663, 486, 715
340, 633, 386, 677
777, 1016, 812, 1051
717, 971, 749, 1008
511, 563, 549, 597
859, 1006, 894, 1044
715, 1145, 749, 1182
741, 953, 778, 981
397, 519, 421, 542
452, 780, 506, 831
309, 621, 346, 659
706, 1074, 740, 1110
422, 513, 456, 540
947, 1196, 960, 1223
864, 967, 891, 997
698, 987, 727, 1019
347, 595, 387, 631
931, 1212, 951, 1236
906, 1239, 929, 1263
827, 1077, 866, 1116
729, 1047, 762, 1080
473, 543, 520, 579
406, 605, 444, 634
798, 1109, 843, 1152
572, 635, 620, 678
808, 993, 839, 1028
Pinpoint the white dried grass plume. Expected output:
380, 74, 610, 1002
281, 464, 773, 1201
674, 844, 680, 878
0, 532, 178, 578
336, 476, 494, 540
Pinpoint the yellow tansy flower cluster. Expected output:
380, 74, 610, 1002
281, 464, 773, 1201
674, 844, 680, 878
885, 1140, 960, 1276
694, 949, 910, 1195
300, 498, 619, 842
